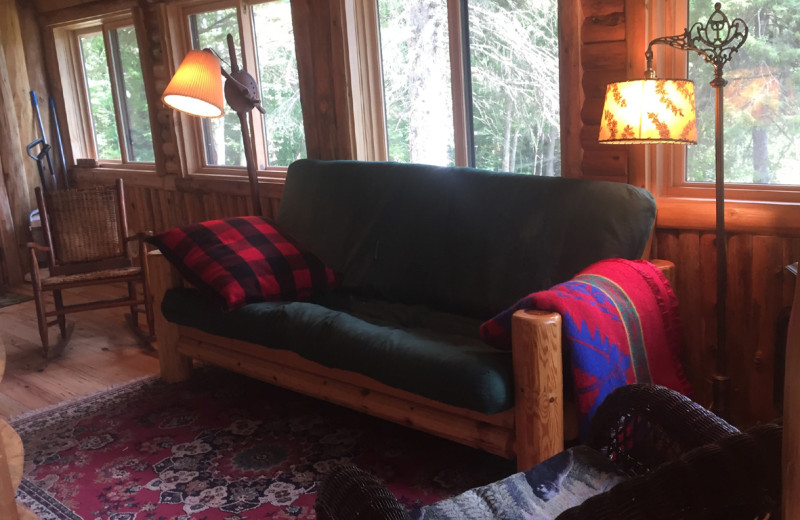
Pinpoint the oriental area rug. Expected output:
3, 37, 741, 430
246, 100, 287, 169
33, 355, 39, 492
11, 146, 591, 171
11, 367, 513, 519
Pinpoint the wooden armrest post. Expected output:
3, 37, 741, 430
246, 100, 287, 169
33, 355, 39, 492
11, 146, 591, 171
649, 259, 676, 287
784, 267, 800, 520
147, 250, 192, 382
512, 309, 563, 471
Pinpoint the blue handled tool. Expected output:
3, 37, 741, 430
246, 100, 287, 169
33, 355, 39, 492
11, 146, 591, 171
29, 91, 57, 190
49, 96, 68, 188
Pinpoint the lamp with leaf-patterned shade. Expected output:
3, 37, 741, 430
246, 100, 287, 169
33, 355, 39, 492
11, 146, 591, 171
598, 79, 696, 145
599, 3, 748, 420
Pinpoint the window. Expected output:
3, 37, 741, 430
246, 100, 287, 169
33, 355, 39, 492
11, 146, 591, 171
686, 0, 800, 187
180, 0, 306, 173
648, 0, 800, 203
362, 0, 560, 174
77, 23, 155, 163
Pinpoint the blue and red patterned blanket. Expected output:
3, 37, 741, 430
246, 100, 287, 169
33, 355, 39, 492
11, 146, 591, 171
481, 258, 692, 438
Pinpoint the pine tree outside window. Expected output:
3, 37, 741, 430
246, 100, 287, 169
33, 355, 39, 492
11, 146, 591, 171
183, 0, 306, 173
78, 24, 155, 164
372, 0, 560, 175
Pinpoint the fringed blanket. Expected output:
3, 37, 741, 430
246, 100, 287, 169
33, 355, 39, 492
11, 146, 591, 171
481, 259, 691, 438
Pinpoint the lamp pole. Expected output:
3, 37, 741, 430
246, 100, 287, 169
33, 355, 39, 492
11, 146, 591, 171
219, 34, 266, 217
644, 3, 747, 418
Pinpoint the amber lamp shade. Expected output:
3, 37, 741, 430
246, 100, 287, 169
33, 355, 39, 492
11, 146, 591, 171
598, 79, 697, 145
161, 50, 225, 118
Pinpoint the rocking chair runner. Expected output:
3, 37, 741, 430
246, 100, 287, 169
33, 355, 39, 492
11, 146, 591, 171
27, 179, 154, 357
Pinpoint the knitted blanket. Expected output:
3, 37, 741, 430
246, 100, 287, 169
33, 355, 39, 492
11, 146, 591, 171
481, 259, 691, 438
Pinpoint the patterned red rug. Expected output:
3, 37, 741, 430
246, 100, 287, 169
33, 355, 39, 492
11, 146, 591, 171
12, 367, 513, 519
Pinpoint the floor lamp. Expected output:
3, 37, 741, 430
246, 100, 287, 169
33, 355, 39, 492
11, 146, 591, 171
161, 34, 266, 217
598, 3, 747, 419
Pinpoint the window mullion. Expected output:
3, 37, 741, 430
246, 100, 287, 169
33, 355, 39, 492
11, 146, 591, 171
447, 0, 470, 167
240, 0, 267, 170
102, 27, 129, 163
71, 30, 97, 159
107, 28, 135, 163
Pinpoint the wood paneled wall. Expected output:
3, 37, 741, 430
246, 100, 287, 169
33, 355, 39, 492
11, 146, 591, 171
656, 230, 799, 424
7, 0, 797, 427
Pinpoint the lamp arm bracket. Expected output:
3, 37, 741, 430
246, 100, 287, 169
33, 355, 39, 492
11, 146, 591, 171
644, 2, 748, 83
200, 47, 266, 114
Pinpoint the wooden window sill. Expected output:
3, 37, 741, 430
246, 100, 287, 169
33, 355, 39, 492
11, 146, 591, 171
656, 197, 800, 237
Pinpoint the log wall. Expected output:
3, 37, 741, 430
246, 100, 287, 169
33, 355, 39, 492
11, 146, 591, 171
1, 0, 795, 427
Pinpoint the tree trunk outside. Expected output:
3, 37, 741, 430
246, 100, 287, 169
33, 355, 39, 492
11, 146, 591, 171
752, 126, 769, 184
407, 0, 449, 166
543, 126, 558, 176
501, 94, 513, 171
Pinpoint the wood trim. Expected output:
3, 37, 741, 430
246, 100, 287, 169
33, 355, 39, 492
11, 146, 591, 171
103, 23, 130, 163
447, 0, 468, 167
0, 45, 30, 285
558, 0, 583, 178
343, 0, 386, 161
784, 265, 799, 520
132, 5, 167, 174
656, 198, 800, 237
38, 0, 138, 26
512, 309, 563, 470
70, 166, 285, 198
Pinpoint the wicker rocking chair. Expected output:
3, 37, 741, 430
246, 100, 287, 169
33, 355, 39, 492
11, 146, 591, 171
27, 179, 154, 358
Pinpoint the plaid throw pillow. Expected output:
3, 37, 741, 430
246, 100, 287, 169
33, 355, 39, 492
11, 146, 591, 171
148, 216, 338, 310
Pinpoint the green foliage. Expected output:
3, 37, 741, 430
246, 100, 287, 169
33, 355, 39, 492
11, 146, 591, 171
115, 27, 155, 163
469, 0, 560, 175
377, 0, 560, 174
80, 26, 155, 163
253, 0, 307, 166
80, 33, 121, 160
192, 8, 245, 167
687, 0, 800, 185
379, 0, 454, 166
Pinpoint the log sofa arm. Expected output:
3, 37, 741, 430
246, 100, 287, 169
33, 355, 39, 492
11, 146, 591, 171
146, 250, 192, 381
512, 309, 564, 470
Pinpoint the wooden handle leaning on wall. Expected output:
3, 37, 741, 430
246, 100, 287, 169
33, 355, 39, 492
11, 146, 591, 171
784, 268, 799, 520
512, 309, 563, 471
146, 250, 192, 382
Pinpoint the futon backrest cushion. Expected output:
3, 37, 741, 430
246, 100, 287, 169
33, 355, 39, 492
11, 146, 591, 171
277, 159, 656, 319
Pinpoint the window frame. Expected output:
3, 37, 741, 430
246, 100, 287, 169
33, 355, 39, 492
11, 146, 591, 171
165, 0, 301, 180
56, 14, 156, 169
348, 0, 564, 171
635, 0, 800, 206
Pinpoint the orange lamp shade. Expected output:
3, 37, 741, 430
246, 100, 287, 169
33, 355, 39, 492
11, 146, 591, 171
598, 79, 697, 145
162, 50, 225, 118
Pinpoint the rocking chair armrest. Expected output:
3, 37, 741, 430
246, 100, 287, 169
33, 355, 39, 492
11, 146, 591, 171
125, 231, 154, 243
589, 385, 740, 475
557, 424, 782, 520
315, 464, 409, 520
26, 242, 50, 253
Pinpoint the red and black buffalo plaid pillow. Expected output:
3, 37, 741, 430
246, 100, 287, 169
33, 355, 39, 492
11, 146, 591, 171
147, 216, 338, 310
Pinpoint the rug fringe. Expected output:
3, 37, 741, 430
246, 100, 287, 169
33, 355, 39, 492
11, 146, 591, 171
8, 373, 160, 426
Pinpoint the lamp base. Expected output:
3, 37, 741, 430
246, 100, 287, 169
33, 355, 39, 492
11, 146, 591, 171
710, 373, 730, 420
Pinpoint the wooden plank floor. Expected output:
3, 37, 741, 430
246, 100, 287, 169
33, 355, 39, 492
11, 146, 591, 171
0, 282, 160, 418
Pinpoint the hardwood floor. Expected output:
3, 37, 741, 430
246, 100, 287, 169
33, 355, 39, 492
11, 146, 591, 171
0, 282, 160, 418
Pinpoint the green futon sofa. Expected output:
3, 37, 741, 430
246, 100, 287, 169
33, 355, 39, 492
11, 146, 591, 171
148, 159, 657, 470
